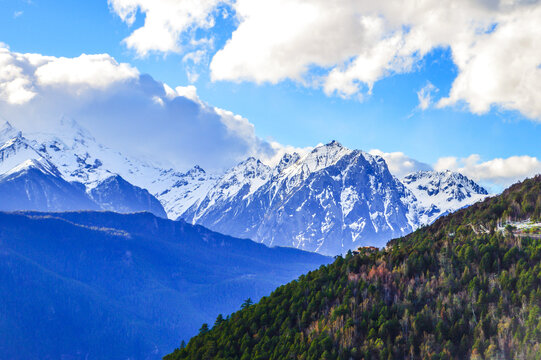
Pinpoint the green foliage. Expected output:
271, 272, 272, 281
165, 176, 541, 360
240, 298, 253, 310
198, 324, 209, 335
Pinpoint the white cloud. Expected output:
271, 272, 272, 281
369, 149, 432, 178
0, 46, 139, 103
211, 0, 375, 85
169, 84, 199, 102
437, 5, 541, 120
370, 148, 541, 190
434, 154, 541, 188
0, 46, 38, 104
36, 54, 139, 90
13, 11, 23, 18
417, 82, 438, 110
0, 45, 278, 171
108, 0, 223, 56
111, 0, 541, 121
209, 0, 470, 89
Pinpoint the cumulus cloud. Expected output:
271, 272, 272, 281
0, 44, 278, 171
111, 0, 541, 121
434, 154, 541, 188
369, 149, 432, 178
370, 148, 541, 190
0, 46, 39, 104
437, 5, 541, 120
108, 0, 223, 56
35, 54, 139, 90
0, 46, 139, 104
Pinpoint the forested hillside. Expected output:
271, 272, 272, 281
165, 175, 541, 360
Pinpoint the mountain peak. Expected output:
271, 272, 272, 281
185, 165, 206, 176
326, 140, 343, 147
3, 158, 60, 178
0, 120, 13, 132
300, 140, 353, 174
58, 117, 96, 143
26, 117, 96, 149
403, 170, 488, 195
274, 152, 301, 175
0, 120, 22, 142
237, 156, 262, 166
402, 169, 489, 225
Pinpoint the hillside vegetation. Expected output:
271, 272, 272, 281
165, 175, 541, 360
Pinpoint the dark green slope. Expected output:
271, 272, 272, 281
165, 175, 541, 360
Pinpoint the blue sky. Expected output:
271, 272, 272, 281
0, 0, 540, 191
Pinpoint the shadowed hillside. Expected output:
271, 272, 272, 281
0, 211, 330, 360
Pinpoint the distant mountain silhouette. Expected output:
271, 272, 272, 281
0, 211, 330, 359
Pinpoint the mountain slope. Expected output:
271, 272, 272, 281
89, 174, 167, 217
403, 170, 489, 225
182, 142, 489, 255
182, 143, 489, 255
0, 211, 329, 360
183, 142, 419, 255
0, 158, 99, 212
151, 165, 218, 219
1, 120, 488, 253
0, 133, 44, 174
0, 119, 218, 218
166, 175, 541, 360
0, 122, 168, 216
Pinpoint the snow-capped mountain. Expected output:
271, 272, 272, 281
0, 120, 489, 255
0, 158, 100, 212
24, 118, 164, 187
185, 157, 272, 224
183, 141, 420, 255
89, 175, 167, 218
0, 130, 47, 175
0, 120, 215, 217
182, 142, 489, 255
0, 121, 168, 216
148, 165, 218, 220
402, 170, 489, 225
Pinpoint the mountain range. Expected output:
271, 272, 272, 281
0, 210, 329, 359
0, 120, 488, 255
182, 142, 488, 254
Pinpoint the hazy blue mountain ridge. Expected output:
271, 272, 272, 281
0, 210, 330, 359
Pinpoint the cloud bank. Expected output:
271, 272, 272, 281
111, 0, 541, 122
434, 154, 541, 188
372, 148, 541, 191
0, 44, 279, 171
